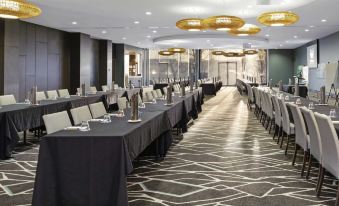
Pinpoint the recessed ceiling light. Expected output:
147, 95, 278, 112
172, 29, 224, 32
294, 35, 298, 38
210, 44, 214, 47
305, 29, 309, 32
72, 21, 77, 25
122, 37, 127, 40
265, 34, 270, 37
102, 30, 107, 34
146, 35, 151, 38
285, 40, 289, 43
134, 21, 140, 24
309, 25, 315, 28
207, 39, 210, 42
137, 42, 141, 44
146, 11, 152, 15
152, 30, 157, 33
279, 44, 283, 47
321, 19, 327, 22
202, 30, 207, 33
247, 5, 253, 8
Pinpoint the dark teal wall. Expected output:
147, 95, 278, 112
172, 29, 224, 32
268, 49, 294, 85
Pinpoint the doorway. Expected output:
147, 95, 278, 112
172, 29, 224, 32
218, 62, 238, 86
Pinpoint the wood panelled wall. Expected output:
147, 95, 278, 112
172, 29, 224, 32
0, 20, 113, 101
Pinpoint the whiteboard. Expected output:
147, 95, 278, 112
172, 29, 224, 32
325, 62, 339, 93
302, 66, 309, 85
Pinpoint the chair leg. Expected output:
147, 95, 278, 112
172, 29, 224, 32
316, 166, 325, 197
301, 150, 309, 177
269, 121, 273, 134
284, 135, 290, 155
306, 153, 312, 179
23, 130, 27, 145
292, 144, 299, 166
280, 133, 285, 148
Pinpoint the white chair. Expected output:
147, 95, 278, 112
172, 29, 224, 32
174, 84, 180, 93
46, 90, 59, 99
0, 95, 16, 106
70, 106, 92, 125
163, 87, 168, 97
314, 112, 339, 203
89, 102, 107, 118
43, 111, 72, 134
102, 85, 109, 92
278, 98, 295, 154
288, 103, 310, 177
117, 97, 128, 110
58, 89, 70, 98
271, 95, 282, 141
144, 92, 154, 102
89, 86, 97, 93
36, 91, 47, 101
300, 107, 322, 180
156, 89, 163, 98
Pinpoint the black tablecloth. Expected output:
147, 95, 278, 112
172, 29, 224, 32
283, 85, 308, 98
0, 92, 126, 159
32, 88, 204, 206
200, 83, 218, 96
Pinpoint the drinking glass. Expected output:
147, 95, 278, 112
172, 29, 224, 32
152, 99, 157, 104
308, 102, 315, 110
80, 121, 90, 131
330, 109, 337, 118
118, 109, 125, 117
24, 98, 31, 105
285, 95, 290, 101
103, 114, 111, 123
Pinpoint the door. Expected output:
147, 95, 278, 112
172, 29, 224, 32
227, 62, 237, 86
218, 62, 227, 85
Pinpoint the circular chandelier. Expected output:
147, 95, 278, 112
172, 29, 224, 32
0, 0, 41, 19
168, 48, 186, 54
224, 52, 245, 57
212, 51, 225, 56
258, 11, 299, 26
228, 24, 261, 36
176, 18, 206, 31
244, 50, 258, 55
158, 51, 175, 56
204, 15, 245, 31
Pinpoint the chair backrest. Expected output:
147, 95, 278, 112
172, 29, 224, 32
314, 112, 339, 179
288, 103, 308, 150
89, 86, 97, 93
300, 107, 322, 162
156, 89, 163, 97
46, 90, 59, 99
271, 95, 282, 127
102, 85, 109, 92
163, 87, 168, 96
151, 90, 158, 99
0, 95, 16, 106
89, 102, 107, 118
144, 92, 154, 102
266, 93, 274, 118
117, 97, 128, 110
43, 111, 72, 134
278, 98, 292, 134
70, 106, 92, 125
174, 84, 180, 92
36, 91, 47, 101
58, 89, 70, 98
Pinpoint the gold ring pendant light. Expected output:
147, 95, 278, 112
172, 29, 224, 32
168, 48, 187, 54
228, 24, 261, 36
258, 11, 299, 26
244, 50, 259, 55
212, 51, 225, 56
158, 51, 175, 56
0, 0, 41, 19
204, 15, 245, 31
176, 18, 206, 31
224, 52, 245, 57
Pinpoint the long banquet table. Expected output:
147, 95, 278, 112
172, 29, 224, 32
32, 89, 204, 206
0, 89, 142, 159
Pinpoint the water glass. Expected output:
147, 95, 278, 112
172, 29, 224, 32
118, 109, 125, 117
295, 98, 301, 105
152, 99, 157, 104
308, 102, 315, 110
80, 121, 90, 132
285, 95, 290, 101
103, 114, 111, 123
330, 109, 337, 118
24, 98, 31, 105
139, 102, 146, 108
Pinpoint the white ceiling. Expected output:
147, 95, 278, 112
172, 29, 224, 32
25, 0, 339, 49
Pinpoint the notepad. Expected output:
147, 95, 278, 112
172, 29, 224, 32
64, 126, 82, 131
90, 119, 105, 122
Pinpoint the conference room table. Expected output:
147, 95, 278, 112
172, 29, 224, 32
32, 89, 204, 206
200, 81, 222, 96
0, 89, 142, 159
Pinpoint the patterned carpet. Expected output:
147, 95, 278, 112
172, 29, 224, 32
0, 87, 337, 206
